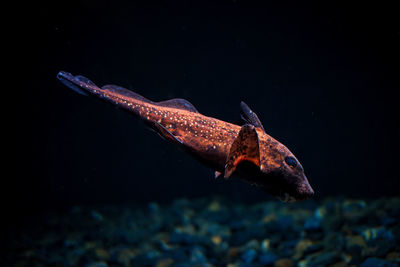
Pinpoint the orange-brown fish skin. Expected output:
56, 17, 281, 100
117, 99, 240, 172
57, 71, 314, 201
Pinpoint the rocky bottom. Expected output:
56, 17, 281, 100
2, 196, 400, 267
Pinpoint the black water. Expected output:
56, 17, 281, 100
7, 1, 400, 266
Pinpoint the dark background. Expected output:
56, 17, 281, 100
9, 1, 399, 220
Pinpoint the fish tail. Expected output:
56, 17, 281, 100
57, 71, 153, 115
57, 71, 95, 96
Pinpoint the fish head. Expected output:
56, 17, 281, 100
242, 141, 314, 202
263, 143, 314, 202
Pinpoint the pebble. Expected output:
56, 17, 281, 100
329, 262, 350, 267
386, 251, 400, 263
363, 227, 395, 241
294, 239, 313, 259
2, 196, 399, 267
300, 251, 341, 267
274, 258, 292, 267
156, 258, 174, 267
360, 257, 398, 267
114, 248, 136, 266
304, 217, 322, 231
241, 248, 257, 263
90, 210, 104, 221
94, 248, 110, 261
258, 252, 277, 266
85, 261, 109, 267
211, 235, 222, 245
260, 239, 271, 253
346, 235, 367, 249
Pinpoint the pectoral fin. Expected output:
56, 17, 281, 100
224, 124, 260, 178
153, 121, 183, 145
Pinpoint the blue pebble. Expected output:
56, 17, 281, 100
380, 216, 396, 226
258, 252, 277, 266
147, 202, 159, 213
241, 249, 257, 264
360, 257, 398, 267
304, 217, 322, 231
190, 247, 207, 263
85, 262, 109, 267
277, 215, 294, 229
376, 228, 395, 241
168, 249, 187, 262
363, 228, 395, 241
90, 210, 104, 221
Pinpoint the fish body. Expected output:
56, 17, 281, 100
57, 71, 314, 202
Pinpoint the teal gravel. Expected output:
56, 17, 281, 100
2, 197, 400, 267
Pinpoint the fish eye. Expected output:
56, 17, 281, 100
285, 156, 297, 168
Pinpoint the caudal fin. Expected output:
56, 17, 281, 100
57, 71, 153, 111
57, 71, 100, 96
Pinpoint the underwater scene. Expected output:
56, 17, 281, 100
8, 1, 399, 267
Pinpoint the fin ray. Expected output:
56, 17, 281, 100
153, 121, 183, 145
102, 85, 153, 103
57, 71, 91, 96
240, 101, 265, 131
157, 99, 199, 113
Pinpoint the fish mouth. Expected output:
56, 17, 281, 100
255, 182, 313, 202
258, 185, 300, 202
276, 183, 314, 202
236, 163, 314, 202
277, 192, 297, 203
262, 184, 313, 203
245, 177, 301, 203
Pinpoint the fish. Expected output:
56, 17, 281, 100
57, 71, 314, 202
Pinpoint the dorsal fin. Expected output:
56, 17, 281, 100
75, 75, 98, 87
224, 124, 261, 178
240, 101, 265, 131
102, 85, 153, 103
157, 99, 199, 113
